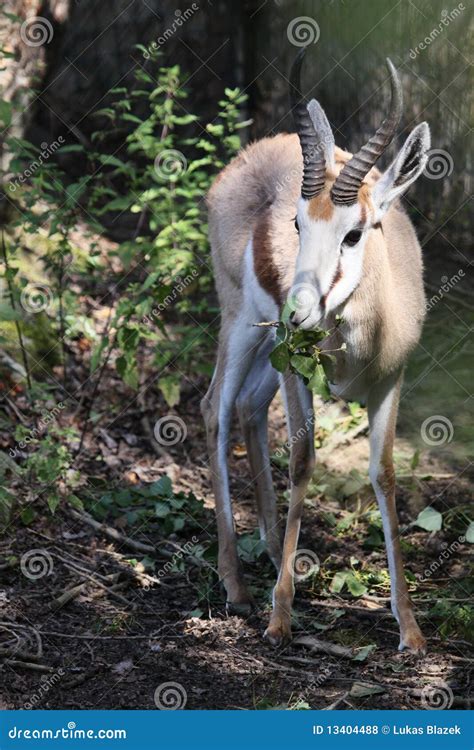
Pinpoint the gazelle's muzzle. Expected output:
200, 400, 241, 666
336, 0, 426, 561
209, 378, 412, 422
287, 282, 323, 330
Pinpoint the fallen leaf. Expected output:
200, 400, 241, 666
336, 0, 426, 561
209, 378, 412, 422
232, 443, 247, 458
414, 506, 442, 532
350, 682, 385, 698
353, 644, 377, 661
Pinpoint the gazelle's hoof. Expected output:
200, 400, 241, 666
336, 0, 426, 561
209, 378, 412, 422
399, 628, 427, 655
226, 599, 253, 618
263, 617, 292, 647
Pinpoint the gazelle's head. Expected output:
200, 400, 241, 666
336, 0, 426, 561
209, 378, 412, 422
288, 50, 430, 329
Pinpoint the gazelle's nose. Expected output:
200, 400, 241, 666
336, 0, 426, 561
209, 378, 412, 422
289, 309, 309, 327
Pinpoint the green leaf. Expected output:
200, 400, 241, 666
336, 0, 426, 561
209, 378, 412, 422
0, 303, 22, 321
329, 570, 347, 593
353, 644, 377, 662
2, 11, 23, 21
102, 196, 133, 212
270, 342, 290, 373
345, 572, 367, 597
307, 363, 331, 400
154, 500, 169, 518
290, 354, 316, 380
465, 522, 474, 544
47, 494, 60, 514
414, 506, 442, 532
115, 355, 127, 379
0, 487, 14, 525
20, 506, 36, 525
410, 449, 420, 471
188, 608, 204, 618
275, 321, 288, 344
363, 524, 384, 549
0, 99, 12, 128
281, 300, 293, 328
237, 532, 266, 562
98, 154, 130, 172
349, 682, 385, 698
67, 495, 84, 511
151, 476, 173, 497
158, 375, 181, 408
60, 145, 85, 154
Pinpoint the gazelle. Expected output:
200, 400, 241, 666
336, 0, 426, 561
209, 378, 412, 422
202, 50, 430, 653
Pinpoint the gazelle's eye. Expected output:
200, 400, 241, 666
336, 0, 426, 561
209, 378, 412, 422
343, 229, 362, 247
294, 217, 299, 233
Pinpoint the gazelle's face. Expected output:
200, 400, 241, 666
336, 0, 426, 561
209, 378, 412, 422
288, 51, 430, 330
290, 190, 369, 328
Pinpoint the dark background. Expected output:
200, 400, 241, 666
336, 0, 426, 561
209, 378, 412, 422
3, 0, 473, 258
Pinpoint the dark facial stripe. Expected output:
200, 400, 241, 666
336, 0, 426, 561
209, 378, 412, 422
253, 212, 281, 305
320, 263, 343, 310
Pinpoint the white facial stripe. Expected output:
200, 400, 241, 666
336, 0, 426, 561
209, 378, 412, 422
290, 199, 366, 326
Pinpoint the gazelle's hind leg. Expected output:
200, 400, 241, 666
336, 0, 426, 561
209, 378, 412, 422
236, 336, 281, 569
368, 372, 426, 654
201, 314, 264, 614
265, 372, 314, 646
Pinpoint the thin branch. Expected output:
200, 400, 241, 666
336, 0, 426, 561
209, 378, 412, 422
67, 508, 155, 555
75, 327, 117, 456
1, 230, 32, 392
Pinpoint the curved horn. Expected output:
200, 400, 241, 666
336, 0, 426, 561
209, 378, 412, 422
330, 59, 403, 206
290, 49, 326, 200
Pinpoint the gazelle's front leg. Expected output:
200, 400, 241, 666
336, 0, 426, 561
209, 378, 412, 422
265, 373, 314, 646
368, 372, 426, 654
201, 316, 264, 614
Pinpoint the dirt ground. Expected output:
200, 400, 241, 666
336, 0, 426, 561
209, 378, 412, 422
0, 384, 472, 711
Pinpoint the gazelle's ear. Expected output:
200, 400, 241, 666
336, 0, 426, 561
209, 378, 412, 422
372, 122, 430, 218
307, 99, 336, 171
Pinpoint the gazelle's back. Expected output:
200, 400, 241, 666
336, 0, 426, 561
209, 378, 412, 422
207, 133, 301, 301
